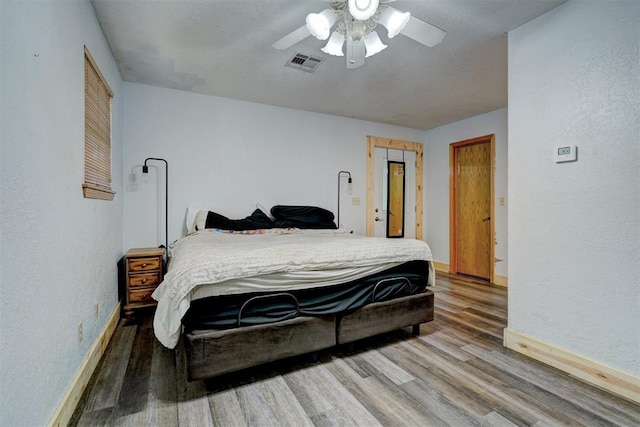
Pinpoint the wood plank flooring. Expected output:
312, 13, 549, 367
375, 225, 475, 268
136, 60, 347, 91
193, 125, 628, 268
70, 272, 640, 426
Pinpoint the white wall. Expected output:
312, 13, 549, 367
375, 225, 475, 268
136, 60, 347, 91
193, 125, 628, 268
508, 0, 639, 375
122, 82, 425, 249
424, 108, 508, 277
0, 1, 123, 425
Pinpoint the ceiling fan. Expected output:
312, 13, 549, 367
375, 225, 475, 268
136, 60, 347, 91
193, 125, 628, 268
272, 0, 446, 69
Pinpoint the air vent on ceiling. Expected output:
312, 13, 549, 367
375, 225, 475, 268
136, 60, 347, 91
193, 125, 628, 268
285, 52, 324, 73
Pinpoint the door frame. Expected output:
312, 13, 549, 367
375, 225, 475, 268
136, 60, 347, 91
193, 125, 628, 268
449, 134, 495, 282
366, 135, 423, 239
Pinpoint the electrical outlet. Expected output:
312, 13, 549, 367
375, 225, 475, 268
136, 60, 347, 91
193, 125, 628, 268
352, 197, 361, 206
499, 197, 505, 206
94, 303, 99, 319
77, 323, 83, 343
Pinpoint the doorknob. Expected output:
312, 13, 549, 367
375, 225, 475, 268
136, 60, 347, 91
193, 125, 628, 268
375, 217, 384, 222
482, 216, 491, 222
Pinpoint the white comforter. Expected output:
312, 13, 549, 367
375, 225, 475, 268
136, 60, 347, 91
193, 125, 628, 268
152, 229, 434, 348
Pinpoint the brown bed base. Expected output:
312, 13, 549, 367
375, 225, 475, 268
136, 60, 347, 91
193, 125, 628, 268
183, 290, 434, 381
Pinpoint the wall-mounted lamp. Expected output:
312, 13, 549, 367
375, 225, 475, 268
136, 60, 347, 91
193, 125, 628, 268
142, 158, 168, 259
337, 170, 352, 228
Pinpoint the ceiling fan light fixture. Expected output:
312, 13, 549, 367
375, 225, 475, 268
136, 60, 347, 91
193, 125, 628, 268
364, 31, 387, 57
348, 0, 379, 21
306, 9, 337, 40
378, 7, 411, 38
273, 2, 443, 70
321, 31, 345, 56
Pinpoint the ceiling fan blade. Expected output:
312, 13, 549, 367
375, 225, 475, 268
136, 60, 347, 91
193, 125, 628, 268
346, 37, 365, 69
272, 25, 311, 50
401, 16, 446, 48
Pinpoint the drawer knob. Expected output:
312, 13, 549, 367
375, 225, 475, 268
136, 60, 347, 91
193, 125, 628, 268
142, 278, 147, 283
142, 263, 147, 267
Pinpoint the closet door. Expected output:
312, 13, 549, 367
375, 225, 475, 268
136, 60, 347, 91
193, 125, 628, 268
451, 136, 494, 281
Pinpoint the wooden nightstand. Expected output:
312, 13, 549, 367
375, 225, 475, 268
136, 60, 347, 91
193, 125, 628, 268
123, 247, 165, 320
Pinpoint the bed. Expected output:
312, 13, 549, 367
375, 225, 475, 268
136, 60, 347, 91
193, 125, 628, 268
152, 206, 435, 381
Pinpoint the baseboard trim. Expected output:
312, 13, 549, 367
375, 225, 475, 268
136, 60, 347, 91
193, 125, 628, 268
504, 328, 640, 404
432, 262, 508, 288
493, 274, 508, 287
432, 261, 449, 273
48, 302, 121, 427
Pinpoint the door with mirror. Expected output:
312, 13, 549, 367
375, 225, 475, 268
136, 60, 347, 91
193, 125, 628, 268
373, 148, 416, 238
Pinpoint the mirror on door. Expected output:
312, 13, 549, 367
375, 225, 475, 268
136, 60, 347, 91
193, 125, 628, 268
386, 160, 405, 238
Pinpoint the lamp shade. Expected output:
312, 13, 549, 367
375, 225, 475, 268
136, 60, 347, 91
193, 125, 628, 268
322, 31, 345, 56
306, 9, 338, 40
364, 31, 387, 57
378, 7, 410, 38
348, 0, 379, 21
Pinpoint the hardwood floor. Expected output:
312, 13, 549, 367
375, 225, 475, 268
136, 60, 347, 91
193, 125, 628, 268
70, 272, 640, 426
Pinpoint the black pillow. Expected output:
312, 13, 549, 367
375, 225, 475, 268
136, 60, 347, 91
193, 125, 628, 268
204, 209, 273, 231
270, 205, 337, 229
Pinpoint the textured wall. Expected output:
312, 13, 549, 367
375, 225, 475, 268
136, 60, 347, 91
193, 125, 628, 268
424, 108, 508, 276
0, 1, 123, 425
508, 0, 639, 374
121, 82, 425, 248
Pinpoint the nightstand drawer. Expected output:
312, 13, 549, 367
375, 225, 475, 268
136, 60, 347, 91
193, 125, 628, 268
128, 256, 161, 272
129, 272, 161, 288
129, 287, 156, 304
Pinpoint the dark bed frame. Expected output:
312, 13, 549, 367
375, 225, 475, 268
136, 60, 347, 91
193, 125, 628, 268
182, 290, 434, 381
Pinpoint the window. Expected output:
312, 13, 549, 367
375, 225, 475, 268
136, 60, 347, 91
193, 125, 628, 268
83, 46, 115, 200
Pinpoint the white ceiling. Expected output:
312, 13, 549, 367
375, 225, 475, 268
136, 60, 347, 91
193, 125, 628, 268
91, 0, 566, 130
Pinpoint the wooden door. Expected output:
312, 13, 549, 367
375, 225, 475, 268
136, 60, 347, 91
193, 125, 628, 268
450, 136, 494, 281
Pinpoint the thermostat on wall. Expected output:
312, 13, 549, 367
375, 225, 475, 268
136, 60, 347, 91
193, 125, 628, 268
554, 145, 577, 163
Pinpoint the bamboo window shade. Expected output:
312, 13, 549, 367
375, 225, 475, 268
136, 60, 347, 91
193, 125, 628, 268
83, 47, 115, 200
